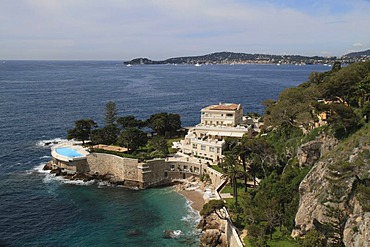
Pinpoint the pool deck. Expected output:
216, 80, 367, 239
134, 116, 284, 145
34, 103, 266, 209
51, 143, 89, 162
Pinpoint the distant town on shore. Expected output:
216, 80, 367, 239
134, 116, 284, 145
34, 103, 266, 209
124, 49, 370, 66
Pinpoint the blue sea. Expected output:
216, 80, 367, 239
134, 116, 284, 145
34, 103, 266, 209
0, 61, 329, 246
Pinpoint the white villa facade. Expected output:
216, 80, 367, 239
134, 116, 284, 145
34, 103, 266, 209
180, 103, 262, 163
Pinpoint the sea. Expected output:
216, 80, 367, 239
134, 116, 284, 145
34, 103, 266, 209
0, 61, 330, 247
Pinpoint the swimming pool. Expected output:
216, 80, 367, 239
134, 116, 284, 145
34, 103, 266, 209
55, 147, 84, 158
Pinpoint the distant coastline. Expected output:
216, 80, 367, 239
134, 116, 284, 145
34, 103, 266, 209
123, 50, 370, 66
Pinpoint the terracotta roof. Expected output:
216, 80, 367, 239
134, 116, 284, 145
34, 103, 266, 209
209, 103, 239, 111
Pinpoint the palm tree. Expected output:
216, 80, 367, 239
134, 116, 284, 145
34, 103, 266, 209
221, 152, 242, 203
248, 154, 262, 188
232, 142, 249, 192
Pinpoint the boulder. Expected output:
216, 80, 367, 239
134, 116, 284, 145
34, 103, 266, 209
43, 162, 53, 170
200, 229, 223, 247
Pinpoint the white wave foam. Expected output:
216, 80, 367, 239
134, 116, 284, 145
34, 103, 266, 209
24, 162, 49, 175
30, 163, 96, 186
97, 181, 111, 188
181, 199, 201, 225
42, 173, 95, 186
39, 155, 51, 159
36, 138, 69, 148
171, 230, 183, 238
164, 229, 183, 239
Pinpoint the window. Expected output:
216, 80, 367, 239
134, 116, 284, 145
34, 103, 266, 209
192, 144, 197, 149
209, 147, 214, 152
217, 148, 221, 153
201, 145, 206, 151
226, 113, 233, 117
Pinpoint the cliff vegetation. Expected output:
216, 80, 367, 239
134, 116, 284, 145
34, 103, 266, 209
217, 60, 370, 246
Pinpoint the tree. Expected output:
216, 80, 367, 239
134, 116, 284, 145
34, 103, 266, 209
104, 101, 117, 126
327, 104, 360, 138
117, 127, 148, 153
248, 154, 263, 187
264, 86, 317, 129
320, 61, 369, 106
221, 152, 242, 203
147, 113, 167, 135
243, 138, 275, 179
308, 71, 325, 85
200, 200, 226, 219
91, 125, 119, 145
232, 139, 251, 192
146, 112, 181, 137
117, 115, 145, 129
67, 119, 96, 144
301, 229, 325, 247
167, 113, 181, 136
147, 136, 168, 158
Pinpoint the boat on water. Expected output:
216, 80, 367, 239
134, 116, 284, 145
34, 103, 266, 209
195, 63, 201, 67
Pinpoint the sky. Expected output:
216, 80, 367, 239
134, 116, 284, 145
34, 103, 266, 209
1, 0, 370, 60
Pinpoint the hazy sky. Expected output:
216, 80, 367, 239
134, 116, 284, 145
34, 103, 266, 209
1, 0, 370, 60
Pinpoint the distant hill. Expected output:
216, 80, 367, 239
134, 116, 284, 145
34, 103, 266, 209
123, 51, 337, 65
344, 49, 370, 57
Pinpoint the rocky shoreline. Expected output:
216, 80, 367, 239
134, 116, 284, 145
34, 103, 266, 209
174, 177, 228, 246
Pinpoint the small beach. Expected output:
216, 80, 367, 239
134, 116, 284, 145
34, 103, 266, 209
179, 189, 205, 212
175, 177, 208, 212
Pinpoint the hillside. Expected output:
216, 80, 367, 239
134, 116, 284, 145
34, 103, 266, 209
220, 60, 370, 246
344, 49, 370, 57
123, 50, 370, 65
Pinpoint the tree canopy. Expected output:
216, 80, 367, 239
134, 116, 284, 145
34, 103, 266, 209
67, 119, 96, 144
117, 115, 145, 129
117, 127, 148, 153
264, 60, 370, 138
147, 112, 181, 137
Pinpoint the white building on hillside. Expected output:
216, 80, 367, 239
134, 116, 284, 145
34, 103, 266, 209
180, 103, 260, 163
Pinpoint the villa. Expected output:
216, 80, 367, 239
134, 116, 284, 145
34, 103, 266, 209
179, 103, 262, 163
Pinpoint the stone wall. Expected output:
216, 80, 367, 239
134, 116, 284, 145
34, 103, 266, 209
86, 153, 139, 183
225, 217, 244, 247
141, 159, 169, 187
84, 154, 207, 188
52, 157, 79, 172
205, 166, 224, 188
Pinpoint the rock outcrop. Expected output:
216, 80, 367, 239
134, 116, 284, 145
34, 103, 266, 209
297, 140, 322, 167
198, 213, 227, 247
297, 133, 338, 167
292, 130, 370, 246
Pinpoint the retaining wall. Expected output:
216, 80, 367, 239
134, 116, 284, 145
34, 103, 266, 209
86, 153, 139, 183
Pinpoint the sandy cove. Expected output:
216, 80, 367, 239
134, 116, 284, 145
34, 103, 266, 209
175, 177, 215, 212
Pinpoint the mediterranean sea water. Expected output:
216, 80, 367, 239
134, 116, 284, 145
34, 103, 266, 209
0, 61, 330, 246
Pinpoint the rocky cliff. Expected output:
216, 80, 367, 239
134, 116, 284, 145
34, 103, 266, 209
293, 125, 370, 246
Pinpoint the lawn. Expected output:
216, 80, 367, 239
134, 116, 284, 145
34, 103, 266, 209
220, 179, 253, 195
209, 164, 224, 173
243, 227, 296, 247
